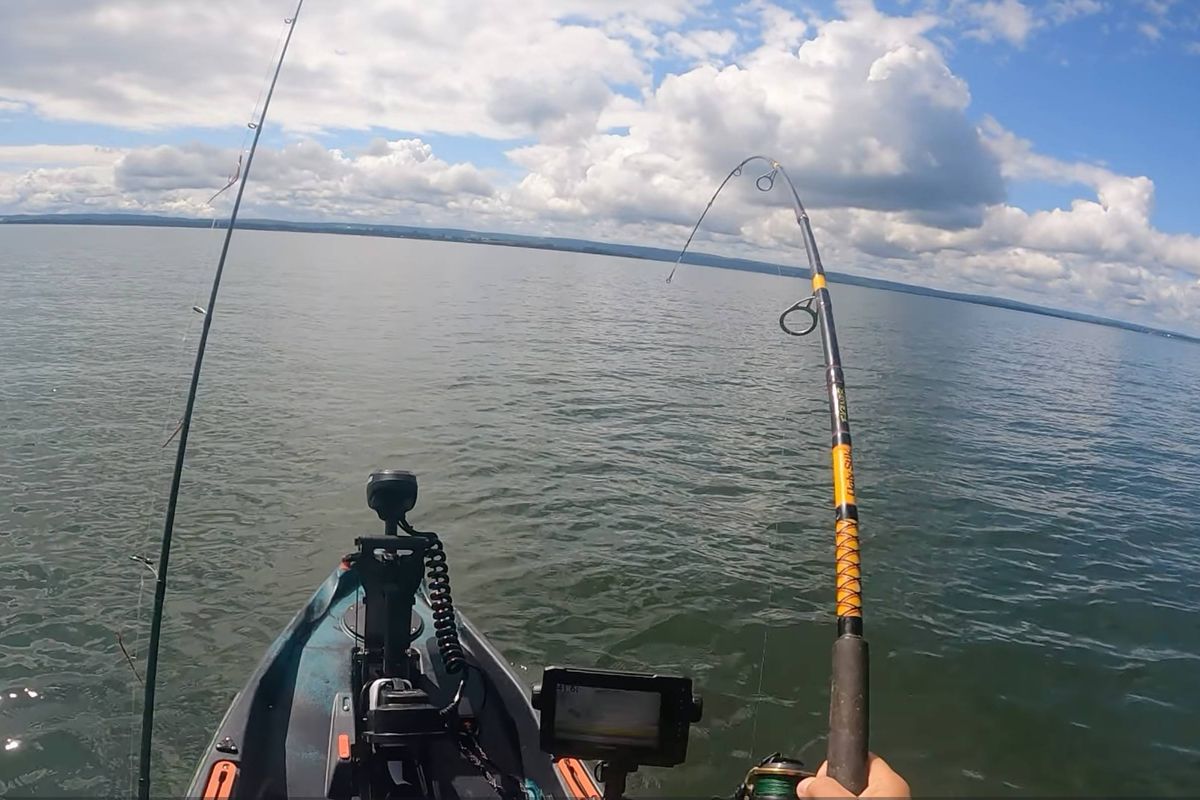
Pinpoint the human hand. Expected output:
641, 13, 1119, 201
796, 754, 910, 798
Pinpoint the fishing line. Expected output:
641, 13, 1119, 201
748, 370, 806, 760
199, 18, 289, 208
667, 165, 798, 757
118, 13, 300, 792
666, 166, 748, 284
669, 159, 791, 757
670, 156, 870, 793
666, 158, 790, 285
160, 12, 292, 443
748, 553, 775, 760
121, 234, 221, 790
133, 4, 305, 798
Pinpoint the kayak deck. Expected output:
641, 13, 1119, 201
186, 562, 594, 799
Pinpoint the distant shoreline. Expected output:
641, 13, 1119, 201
4, 212, 1197, 344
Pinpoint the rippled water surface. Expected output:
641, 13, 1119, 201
2, 225, 1199, 796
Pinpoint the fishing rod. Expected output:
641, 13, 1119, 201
674, 156, 870, 794
135, 3, 304, 798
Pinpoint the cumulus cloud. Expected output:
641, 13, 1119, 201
793, 120, 1200, 323
745, 0, 812, 53
0, 138, 501, 223
493, 4, 1200, 329
0, 0, 683, 136
508, 5, 1002, 229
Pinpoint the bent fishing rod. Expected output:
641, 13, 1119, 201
136, 3, 304, 798
674, 156, 870, 794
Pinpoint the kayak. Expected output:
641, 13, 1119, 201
186, 471, 601, 800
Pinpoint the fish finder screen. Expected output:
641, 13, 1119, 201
553, 684, 662, 748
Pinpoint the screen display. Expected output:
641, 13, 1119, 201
553, 684, 662, 748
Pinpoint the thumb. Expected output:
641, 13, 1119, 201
797, 775, 856, 798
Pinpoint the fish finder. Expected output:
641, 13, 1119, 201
531, 667, 702, 769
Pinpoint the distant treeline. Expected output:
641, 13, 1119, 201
3, 211, 1196, 344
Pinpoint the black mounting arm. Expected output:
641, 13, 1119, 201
350, 472, 445, 800
352, 533, 428, 680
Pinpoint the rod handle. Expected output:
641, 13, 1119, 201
827, 633, 869, 794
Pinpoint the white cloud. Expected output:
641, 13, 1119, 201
509, 5, 999, 230
949, 0, 1107, 47
1140, 0, 1173, 18
964, 0, 1038, 46
486, 7, 1200, 330
811, 120, 1200, 318
663, 29, 739, 61
1138, 22, 1163, 41
1047, 0, 1104, 24
0, 138, 502, 222
2, 1, 1199, 332
745, 1, 811, 53
0, 144, 127, 168
0, 0, 693, 136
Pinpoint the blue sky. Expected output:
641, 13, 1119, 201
923, 0, 1200, 235
1, 0, 1198, 331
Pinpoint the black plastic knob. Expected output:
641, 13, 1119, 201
367, 470, 418, 523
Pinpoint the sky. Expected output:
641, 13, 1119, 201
1, 0, 1198, 333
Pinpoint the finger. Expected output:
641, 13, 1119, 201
814, 761, 829, 778
866, 755, 902, 782
797, 775, 855, 798
861, 753, 911, 798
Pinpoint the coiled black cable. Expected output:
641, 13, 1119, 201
399, 517, 465, 674
423, 535, 466, 675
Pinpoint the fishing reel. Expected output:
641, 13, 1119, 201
734, 754, 814, 800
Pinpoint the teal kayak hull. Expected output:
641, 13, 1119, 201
186, 560, 596, 799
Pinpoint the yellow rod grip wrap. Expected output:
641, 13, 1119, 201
812, 273, 827, 291
832, 443, 862, 618
835, 518, 863, 618
832, 444, 856, 507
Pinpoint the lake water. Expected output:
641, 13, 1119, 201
1, 225, 1198, 796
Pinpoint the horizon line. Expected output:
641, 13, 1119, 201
2, 211, 1197, 345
